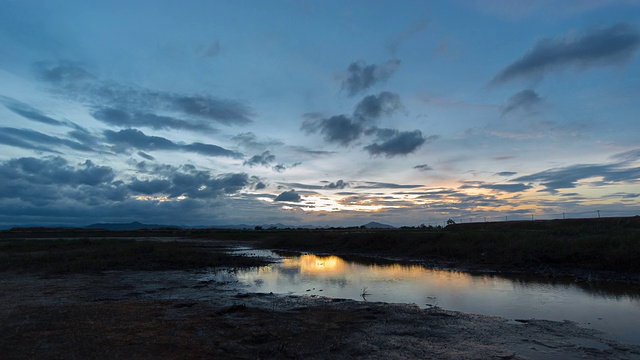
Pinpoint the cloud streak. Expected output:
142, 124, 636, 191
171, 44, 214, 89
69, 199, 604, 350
502, 89, 543, 115
104, 129, 243, 158
492, 23, 640, 84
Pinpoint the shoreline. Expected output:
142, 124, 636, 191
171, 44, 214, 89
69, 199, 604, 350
2, 269, 640, 359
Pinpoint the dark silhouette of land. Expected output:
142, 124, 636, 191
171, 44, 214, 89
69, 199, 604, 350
2, 217, 640, 358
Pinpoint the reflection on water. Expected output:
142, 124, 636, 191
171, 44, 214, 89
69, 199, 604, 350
206, 251, 640, 345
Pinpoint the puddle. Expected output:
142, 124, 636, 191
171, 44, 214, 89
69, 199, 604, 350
199, 250, 640, 345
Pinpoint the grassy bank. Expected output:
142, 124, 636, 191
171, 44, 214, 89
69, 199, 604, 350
0, 239, 267, 274
257, 217, 640, 273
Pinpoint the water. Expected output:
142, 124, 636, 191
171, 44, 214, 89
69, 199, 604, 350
204, 249, 640, 345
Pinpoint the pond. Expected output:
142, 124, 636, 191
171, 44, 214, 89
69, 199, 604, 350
204, 249, 640, 345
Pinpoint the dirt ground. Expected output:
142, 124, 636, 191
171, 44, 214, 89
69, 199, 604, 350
1, 270, 639, 360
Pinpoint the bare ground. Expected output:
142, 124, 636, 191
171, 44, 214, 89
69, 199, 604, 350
1, 270, 639, 359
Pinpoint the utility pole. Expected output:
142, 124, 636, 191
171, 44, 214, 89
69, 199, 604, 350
597, 210, 600, 218
563, 212, 565, 219
531, 215, 534, 221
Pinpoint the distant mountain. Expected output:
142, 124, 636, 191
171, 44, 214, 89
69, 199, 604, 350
85, 221, 181, 230
362, 221, 396, 229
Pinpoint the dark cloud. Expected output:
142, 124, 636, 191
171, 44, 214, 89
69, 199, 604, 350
1, 157, 114, 187
414, 164, 433, 171
137, 151, 155, 160
514, 162, 640, 193
1, 96, 65, 126
354, 92, 403, 122
274, 190, 302, 202
324, 180, 349, 189
171, 95, 252, 125
302, 115, 364, 146
502, 89, 543, 115
342, 59, 401, 96
279, 182, 324, 190
291, 146, 336, 156
365, 129, 430, 157
255, 182, 266, 190
0, 131, 60, 153
0, 156, 260, 225
92, 108, 215, 132
492, 23, 640, 84
244, 151, 276, 167
0, 127, 93, 153
496, 171, 517, 177
34, 61, 253, 126
461, 181, 532, 193
353, 181, 422, 189
104, 129, 243, 158
272, 164, 287, 173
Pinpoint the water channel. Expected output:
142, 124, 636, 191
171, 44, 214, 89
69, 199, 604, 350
204, 248, 640, 345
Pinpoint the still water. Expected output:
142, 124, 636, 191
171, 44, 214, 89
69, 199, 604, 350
209, 249, 640, 345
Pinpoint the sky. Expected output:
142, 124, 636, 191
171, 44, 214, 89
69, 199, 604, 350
1, 0, 640, 228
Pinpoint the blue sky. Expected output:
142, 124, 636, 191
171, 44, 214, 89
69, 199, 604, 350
1, 0, 639, 227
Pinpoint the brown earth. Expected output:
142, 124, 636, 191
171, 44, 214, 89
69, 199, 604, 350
1, 270, 639, 359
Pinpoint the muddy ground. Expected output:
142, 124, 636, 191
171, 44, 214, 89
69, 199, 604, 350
2, 269, 640, 359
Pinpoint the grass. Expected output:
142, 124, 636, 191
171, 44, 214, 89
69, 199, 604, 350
256, 217, 640, 273
0, 239, 268, 274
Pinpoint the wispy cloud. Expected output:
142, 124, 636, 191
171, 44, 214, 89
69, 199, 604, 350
34, 61, 254, 126
502, 89, 543, 115
104, 129, 243, 158
491, 23, 640, 84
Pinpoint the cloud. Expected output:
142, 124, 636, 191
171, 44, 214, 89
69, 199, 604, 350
386, 20, 429, 56
92, 108, 216, 132
302, 115, 364, 146
291, 146, 336, 157
170, 95, 252, 125
611, 148, 640, 162
1, 157, 114, 187
502, 89, 543, 115
103, 129, 243, 158
274, 190, 302, 202
244, 151, 276, 167
342, 59, 401, 96
492, 23, 640, 84
137, 151, 155, 161
232, 132, 283, 150
197, 40, 221, 58
0, 156, 257, 226
353, 181, 422, 189
324, 180, 349, 189
514, 162, 640, 193
461, 181, 532, 193
0, 127, 93, 153
496, 171, 517, 176
302, 92, 405, 146
354, 91, 403, 122
34, 61, 95, 84
0, 96, 66, 126
414, 164, 433, 171
272, 162, 301, 173
34, 61, 253, 126
365, 129, 431, 157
